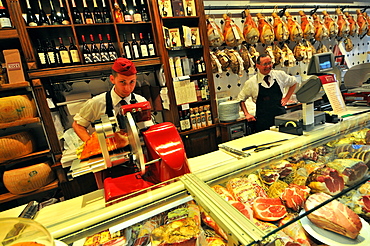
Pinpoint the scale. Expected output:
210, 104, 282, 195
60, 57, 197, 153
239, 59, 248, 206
342, 63, 370, 106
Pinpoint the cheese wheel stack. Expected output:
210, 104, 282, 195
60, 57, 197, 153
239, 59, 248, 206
0, 131, 35, 163
0, 95, 37, 123
3, 163, 55, 194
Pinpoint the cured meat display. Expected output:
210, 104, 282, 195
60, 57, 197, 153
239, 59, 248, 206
243, 9, 260, 44
336, 8, 350, 38
299, 11, 315, 40
222, 14, 244, 47
345, 11, 359, 37
322, 10, 338, 39
356, 9, 368, 37
285, 11, 303, 42
311, 13, 329, 41
206, 15, 224, 47
271, 12, 289, 42
256, 13, 274, 44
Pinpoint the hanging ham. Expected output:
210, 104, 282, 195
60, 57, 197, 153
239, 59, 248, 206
272, 44, 283, 66
345, 11, 359, 37
256, 13, 275, 44
285, 11, 303, 42
299, 10, 315, 40
293, 42, 307, 62
282, 43, 296, 67
363, 12, 370, 36
239, 45, 253, 71
206, 15, 224, 47
222, 14, 244, 47
356, 9, 368, 37
336, 8, 350, 38
322, 10, 339, 39
271, 12, 289, 42
312, 13, 329, 41
265, 46, 275, 65
242, 9, 260, 44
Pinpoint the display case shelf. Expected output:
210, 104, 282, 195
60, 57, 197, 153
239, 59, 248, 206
0, 117, 40, 130
0, 81, 30, 91
0, 149, 51, 167
0, 29, 18, 39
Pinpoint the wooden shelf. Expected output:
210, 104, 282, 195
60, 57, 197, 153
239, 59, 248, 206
0, 29, 18, 39
0, 81, 30, 91
0, 149, 51, 167
27, 57, 162, 79
179, 124, 217, 136
0, 117, 40, 130
0, 180, 59, 204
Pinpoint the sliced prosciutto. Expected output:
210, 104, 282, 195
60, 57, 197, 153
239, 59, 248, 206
252, 197, 287, 221
226, 178, 267, 204
281, 184, 310, 211
229, 200, 254, 220
305, 192, 362, 239
362, 195, 370, 212
306, 167, 344, 195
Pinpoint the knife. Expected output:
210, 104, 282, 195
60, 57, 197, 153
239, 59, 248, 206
242, 139, 289, 151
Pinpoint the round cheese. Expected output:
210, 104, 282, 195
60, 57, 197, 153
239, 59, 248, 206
0, 95, 37, 123
0, 132, 35, 163
3, 163, 55, 194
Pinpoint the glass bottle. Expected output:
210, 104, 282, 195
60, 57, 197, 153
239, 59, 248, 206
122, 0, 132, 22
131, 32, 141, 59
107, 34, 118, 61
37, 0, 49, 26
147, 33, 156, 57
25, 0, 38, 26
113, 0, 124, 23
101, 0, 112, 23
36, 39, 49, 68
58, 37, 71, 66
90, 34, 102, 63
122, 33, 132, 59
59, 0, 70, 25
81, 35, 93, 63
71, 0, 83, 24
93, 0, 103, 23
132, 0, 142, 22
69, 36, 81, 65
98, 34, 109, 62
139, 33, 149, 58
49, 0, 61, 25
82, 0, 94, 24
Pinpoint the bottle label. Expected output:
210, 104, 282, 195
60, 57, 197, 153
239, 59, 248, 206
101, 52, 110, 62
133, 13, 142, 22
84, 54, 93, 63
124, 46, 132, 59
62, 20, 71, 25
48, 52, 56, 63
38, 53, 47, 65
109, 51, 118, 61
148, 44, 155, 56
141, 45, 149, 57
124, 15, 132, 22
133, 45, 140, 58
70, 50, 81, 63
60, 50, 70, 64
92, 53, 101, 62
0, 18, 12, 28
85, 18, 94, 24
28, 21, 38, 27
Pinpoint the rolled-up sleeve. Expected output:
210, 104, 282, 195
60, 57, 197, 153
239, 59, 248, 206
73, 94, 106, 127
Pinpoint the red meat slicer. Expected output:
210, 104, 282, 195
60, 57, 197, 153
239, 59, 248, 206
69, 101, 190, 203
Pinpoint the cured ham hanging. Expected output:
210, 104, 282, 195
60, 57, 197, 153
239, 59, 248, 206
356, 9, 368, 37
299, 10, 315, 40
256, 13, 275, 44
206, 15, 224, 47
345, 11, 359, 37
222, 14, 244, 47
239, 45, 253, 71
322, 10, 339, 39
285, 11, 303, 42
311, 13, 329, 41
242, 9, 260, 44
336, 8, 350, 38
271, 12, 289, 42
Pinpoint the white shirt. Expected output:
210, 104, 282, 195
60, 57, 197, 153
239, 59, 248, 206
237, 70, 297, 103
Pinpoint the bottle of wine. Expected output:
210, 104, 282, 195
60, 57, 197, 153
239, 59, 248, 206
36, 39, 49, 68
59, 0, 70, 25
68, 36, 81, 65
131, 32, 141, 59
132, 0, 142, 23
81, 35, 93, 63
147, 33, 156, 57
46, 39, 57, 67
122, 0, 132, 22
25, 0, 38, 26
101, 0, 112, 23
0, 0, 12, 28
139, 33, 149, 58
140, 0, 149, 22
107, 34, 118, 61
36, 0, 49, 26
49, 0, 61, 25
179, 110, 186, 131
71, 0, 83, 24
58, 37, 71, 66
98, 34, 109, 62
92, 0, 103, 23
82, 0, 94, 24
122, 33, 132, 59
90, 34, 101, 63
113, 0, 124, 23
51, 39, 62, 66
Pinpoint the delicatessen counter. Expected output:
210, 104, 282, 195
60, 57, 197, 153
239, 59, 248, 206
2, 113, 370, 246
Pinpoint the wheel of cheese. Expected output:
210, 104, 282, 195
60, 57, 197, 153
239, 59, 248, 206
0, 95, 36, 123
3, 163, 55, 195
0, 132, 35, 163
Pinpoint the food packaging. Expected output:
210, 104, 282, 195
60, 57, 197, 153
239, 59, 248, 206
3, 49, 25, 83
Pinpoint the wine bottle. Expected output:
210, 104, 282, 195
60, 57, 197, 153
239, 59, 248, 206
81, 35, 93, 63
147, 32, 156, 57
98, 34, 109, 62
107, 34, 118, 61
0, 0, 12, 28
49, 0, 61, 25
90, 34, 101, 63
113, 0, 124, 23
131, 32, 141, 59
122, 0, 132, 22
46, 39, 57, 67
51, 39, 62, 66
25, 0, 38, 26
93, 0, 103, 23
101, 0, 112, 23
122, 33, 132, 59
58, 37, 71, 66
139, 33, 148, 58
132, 0, 142, 22
36, 39, 49, 68
140, 0, 149, 22
36, 0, 49, 26
71, 0, 83, 24
179, 110, 186, 131
82, 0, 94, 24
58, 0, 70, 25
69, 36, 81, 65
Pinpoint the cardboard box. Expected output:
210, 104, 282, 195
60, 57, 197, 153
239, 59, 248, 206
3, 49, 25, 83
169, 28, 182, 47
158, 0, 173, 17
183, 0, 196, 16
171, 0, 185, 16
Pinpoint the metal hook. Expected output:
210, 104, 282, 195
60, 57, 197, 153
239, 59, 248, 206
278, 6, 288, 17
310, 6, 319, 16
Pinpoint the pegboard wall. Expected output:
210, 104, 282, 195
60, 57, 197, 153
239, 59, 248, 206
203, 1, 370, 100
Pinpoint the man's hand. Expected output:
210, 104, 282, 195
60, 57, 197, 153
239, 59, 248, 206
245, 113, 256, 122
281, 97, 289, 106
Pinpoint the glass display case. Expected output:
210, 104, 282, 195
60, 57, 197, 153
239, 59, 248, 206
27, 112, 370, 245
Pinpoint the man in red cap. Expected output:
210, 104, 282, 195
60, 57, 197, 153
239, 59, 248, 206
73, 58, 149, 141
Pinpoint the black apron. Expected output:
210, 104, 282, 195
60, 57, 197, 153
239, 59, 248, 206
105, 89, 137, 117
255, 79, 286, 132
